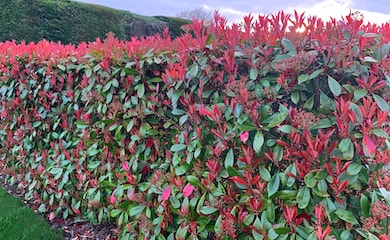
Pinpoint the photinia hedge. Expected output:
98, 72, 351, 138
0, 10, 390, 240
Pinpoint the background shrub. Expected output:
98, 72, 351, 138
0, 0, 189, 43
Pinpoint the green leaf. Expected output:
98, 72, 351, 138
87, 161, 100, 170
373, 93, 390, 112
170, 196, 181, 209
253, 131, 264, 154
297, 186, 310, 209
278, 125, 292, 133
187, 175, 201, 188
137, 84, 145, 98
259, 166, 271, 181
360, 194, 370, 218
171, 108, 186, 115
129, 205, 145, 217
200, 206, 218, 215
363, 56, 378, 63
335, 209, 358, 224
291, 91, 299, 104
187, 64, 199, 78
227, 166, 240, 177
309, 69, 324, 79
320, 91, 336, 111
179, 115, 189, 126
76, 121, 88, 129
304, 172, 317, 188
110, 209, 122, 218
196, 193, 206, 214
328, 75, 342, 96
310, 118, 334, 130
103, 80, 112, 92
237, 122, 258, 131
170, 144, 187, 152
266, 203, 275, 222
175, 165, 189, 176
224, 149, 234, 168
339, 138, 352, 152
87, 148, 100, 157
304, 95, 315, 110
267, 174, 280, 197
281, 38, 297, 55
205, 33, 215, 45
371, 129, 390, 138
275, 227, 291, 234
347, 163, 362, 176
340, 230, 351, 240
267, 113, 287, 128
250, 68, 259, 80
278, 190, 297, 200
354, 89, 367, 100
244, 213, 255, 225
124, 67, 138, 75
298, 74, 309, 84
33, 121, 42, 128
343, 140, 354, 160
214, 215, 222, 235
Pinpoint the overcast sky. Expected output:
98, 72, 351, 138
74, 0, 390, 24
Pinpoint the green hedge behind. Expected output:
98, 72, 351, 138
0, 0, 188, 43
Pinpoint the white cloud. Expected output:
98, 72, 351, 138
286, 0, 389, 24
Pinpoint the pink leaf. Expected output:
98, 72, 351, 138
363, 134, 376, 156
109, 191, 116, 204
121, 161, 130, 171
48, 212, 56, 221
38, 164, 45, 174
128, 188, 135, 200
162, 185, 171, 201
183, 183, 194, 198
240, 131, 249, 143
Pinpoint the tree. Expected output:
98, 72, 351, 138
176, 8, 212, 23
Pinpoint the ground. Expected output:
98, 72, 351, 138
0, 173, 118, 240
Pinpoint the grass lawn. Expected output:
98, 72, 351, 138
0, 187, 62, 240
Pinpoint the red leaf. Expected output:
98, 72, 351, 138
338, 180, 349, 192
322, 225, 331, 239
162, 185, 171, 201
231, 176, 248, 186
363, 134, 376, 156
183, 183, 194, 198
72, 206, 81, 215
199, 104, 211, 117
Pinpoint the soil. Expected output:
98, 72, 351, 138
0, 173, 119, 240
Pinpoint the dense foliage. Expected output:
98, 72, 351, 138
0, 10, 390, 240
0, 0, 188, 44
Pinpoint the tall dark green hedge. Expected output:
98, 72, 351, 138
0, 0, 188, 43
